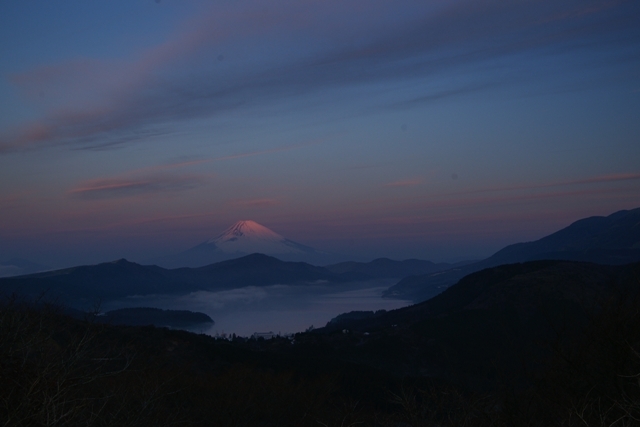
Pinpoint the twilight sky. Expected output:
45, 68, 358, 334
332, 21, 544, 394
1, 0, 639, 267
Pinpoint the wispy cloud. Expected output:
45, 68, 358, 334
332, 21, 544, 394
570, 172, 640, 185
1, 0, 638, 152
66, 141, 312, 200
69, 174, 206, 199
393, 82, 500, 108
202, 143, 315, 164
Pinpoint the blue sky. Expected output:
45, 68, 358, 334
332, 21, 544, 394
1, 0, 639, 267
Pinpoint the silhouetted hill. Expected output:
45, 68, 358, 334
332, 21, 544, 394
327, 310, 387, 326
3, 261, 640, 426
325, 258, 469, 278
0, 300, 405, 427
0, 259, 190, 307
308, 260, 640, 388
100, 307, 214, 329
0, 254, 366, 308
155, 220, 345, 267
385, 208, 640, 301
174, 253, 366, 288
0, 258, 50, 278
484, 208, 640, 266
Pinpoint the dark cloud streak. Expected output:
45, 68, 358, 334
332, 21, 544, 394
1, 0, 639, 152
69, 174, 206, 200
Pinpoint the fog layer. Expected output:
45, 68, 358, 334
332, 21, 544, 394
104, 279, 411, 336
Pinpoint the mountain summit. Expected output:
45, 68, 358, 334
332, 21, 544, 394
211, 220, 283, 243
155, 220, 342, 268
205, 220, 315, 257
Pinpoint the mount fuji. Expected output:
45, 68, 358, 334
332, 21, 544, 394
155, 220, 341, 268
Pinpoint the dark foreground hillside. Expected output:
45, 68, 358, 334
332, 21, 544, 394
1, 299, 401, 427
306, 261, 640, 387
2, 261, 640, 426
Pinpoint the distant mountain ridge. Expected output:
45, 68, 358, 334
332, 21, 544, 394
0, 258, 50, 278
485, 208, 640, 266
325, 258, 471, 278
0, 253, 367, 309
155, 220, 342, 267
170, 253, 367, 288
384, 208, 640, 302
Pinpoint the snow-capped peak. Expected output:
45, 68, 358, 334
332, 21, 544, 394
210, 220, 285, 244
203, 220, 311, 256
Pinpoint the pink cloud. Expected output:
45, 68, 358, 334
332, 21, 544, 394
69, 174, 206, 199
65, 142, 311, 201
107, 143, 312, 178
71, 179, 153, 194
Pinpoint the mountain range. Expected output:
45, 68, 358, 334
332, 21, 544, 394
2, 207, 639, 311
0, 254, 366, 309
155, 220, 342, 267
325, 258, 471, 278
0, 252, 471, 310
384, 207, 640, 301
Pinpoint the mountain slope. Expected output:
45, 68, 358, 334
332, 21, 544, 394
208, 220, 314, 255
156, 220, 341, 267
325, 258, 468, 278
485, 208, 640, 266
0, 259, 193, 307
385, 208, 640, 302
0, 258, 50, 278
170, 253, 366, 288
0, 254, 364, 308
310, 260, 640, 387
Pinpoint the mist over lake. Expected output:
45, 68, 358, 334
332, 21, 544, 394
102, 279, 411, 337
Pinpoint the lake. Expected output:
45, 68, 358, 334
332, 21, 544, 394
103, 279, 412, 337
